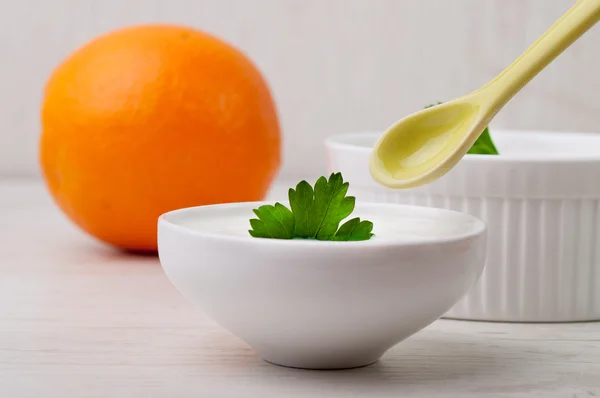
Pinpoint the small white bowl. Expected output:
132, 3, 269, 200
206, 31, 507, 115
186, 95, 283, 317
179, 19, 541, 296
158, 202, 486, 370
326, 129, 600, 322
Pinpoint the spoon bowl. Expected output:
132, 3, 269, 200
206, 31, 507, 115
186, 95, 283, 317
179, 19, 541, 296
371, 100, 484, 188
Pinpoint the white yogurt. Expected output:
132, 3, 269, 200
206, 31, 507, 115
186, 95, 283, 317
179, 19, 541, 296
172, 202, 483, 243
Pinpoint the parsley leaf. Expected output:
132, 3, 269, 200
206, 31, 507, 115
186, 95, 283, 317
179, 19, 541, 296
467, 126, 498, 155
425, 102, 499, 155
248, 203, 295, 239
310, 173, 355, 240
333, 218, 374, 241
249, 173, 374, 241
288, 180, 313, 238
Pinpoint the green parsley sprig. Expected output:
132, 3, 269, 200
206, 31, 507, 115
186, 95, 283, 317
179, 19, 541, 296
425, 102, 499, 155
249, 173, 374, 241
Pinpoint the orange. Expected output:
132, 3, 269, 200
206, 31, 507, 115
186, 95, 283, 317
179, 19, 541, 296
40, 24, 281, 252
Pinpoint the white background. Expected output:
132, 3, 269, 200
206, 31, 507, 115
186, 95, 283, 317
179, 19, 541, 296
1, 0, 599, 181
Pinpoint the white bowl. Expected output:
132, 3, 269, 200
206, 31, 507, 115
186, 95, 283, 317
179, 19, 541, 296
326, 129, 600, 322
158, 202, 486, 370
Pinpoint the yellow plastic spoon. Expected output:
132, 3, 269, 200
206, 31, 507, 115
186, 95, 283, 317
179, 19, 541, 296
370, 0, 600, 189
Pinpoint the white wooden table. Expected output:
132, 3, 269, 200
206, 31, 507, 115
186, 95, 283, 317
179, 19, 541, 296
1, 179, 599, 398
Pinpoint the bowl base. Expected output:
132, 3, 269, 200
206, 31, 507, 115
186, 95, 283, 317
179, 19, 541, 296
261, 352, 383, 370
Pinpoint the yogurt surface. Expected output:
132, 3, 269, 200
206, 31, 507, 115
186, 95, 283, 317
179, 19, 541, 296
168, 203, 484, 243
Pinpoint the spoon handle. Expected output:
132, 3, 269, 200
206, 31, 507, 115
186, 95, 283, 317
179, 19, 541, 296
481, 0, 600, 111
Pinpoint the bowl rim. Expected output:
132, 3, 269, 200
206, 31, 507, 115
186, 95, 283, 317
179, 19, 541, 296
324, 129, 600, 163
158, 201, 486, 249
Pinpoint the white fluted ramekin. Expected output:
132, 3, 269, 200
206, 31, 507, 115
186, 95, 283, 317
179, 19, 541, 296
326, 129, 600, 322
